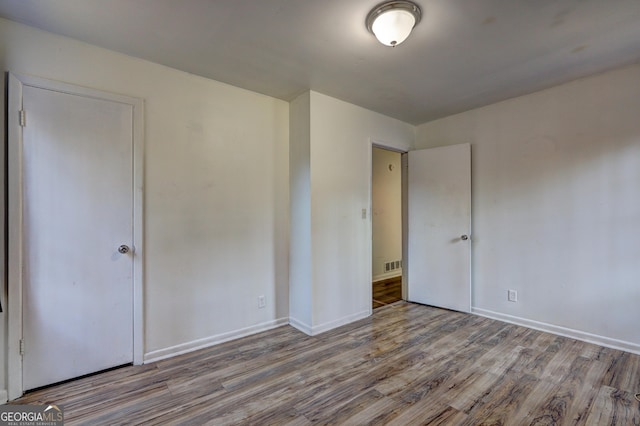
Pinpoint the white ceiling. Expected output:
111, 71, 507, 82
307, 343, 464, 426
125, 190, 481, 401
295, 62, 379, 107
1, 0, 640, 124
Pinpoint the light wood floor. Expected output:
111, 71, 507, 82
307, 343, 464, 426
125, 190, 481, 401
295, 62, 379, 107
15, 302, 640, 425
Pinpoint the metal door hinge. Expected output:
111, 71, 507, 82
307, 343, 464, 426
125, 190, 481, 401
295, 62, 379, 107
19, 339, 25, 356
19, 110, 26, 127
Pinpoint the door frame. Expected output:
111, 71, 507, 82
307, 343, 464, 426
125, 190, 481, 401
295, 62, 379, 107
7, 73, 145, 400
368, 139, 410, 307
369, 140, 472, 312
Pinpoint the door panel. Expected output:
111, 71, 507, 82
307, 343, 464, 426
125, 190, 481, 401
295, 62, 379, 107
22, 86, 134, 390
407, 144, 471, 312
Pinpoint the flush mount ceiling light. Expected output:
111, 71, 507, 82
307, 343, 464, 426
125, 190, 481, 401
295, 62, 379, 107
366, 1, 422, 47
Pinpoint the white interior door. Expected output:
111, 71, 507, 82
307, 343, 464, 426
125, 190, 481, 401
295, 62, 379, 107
407, 143, 471, 312
21, 84, 134, 390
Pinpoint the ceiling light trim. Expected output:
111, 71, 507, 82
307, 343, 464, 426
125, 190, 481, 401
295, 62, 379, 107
366, 0, 422, 47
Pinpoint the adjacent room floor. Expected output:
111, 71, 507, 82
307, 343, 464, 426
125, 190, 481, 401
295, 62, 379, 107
372, 277, 402, 309
14, 302, 640, 425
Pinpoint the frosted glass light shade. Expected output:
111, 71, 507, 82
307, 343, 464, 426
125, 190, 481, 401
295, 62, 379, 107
371, 9, 415, 46
366, 1, 422, 47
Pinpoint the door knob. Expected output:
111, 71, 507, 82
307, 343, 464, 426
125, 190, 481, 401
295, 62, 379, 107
118, 245, 130, 254
460, 235, 469, 241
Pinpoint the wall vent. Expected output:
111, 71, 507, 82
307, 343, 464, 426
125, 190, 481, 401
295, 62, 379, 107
384, 260, 403, 272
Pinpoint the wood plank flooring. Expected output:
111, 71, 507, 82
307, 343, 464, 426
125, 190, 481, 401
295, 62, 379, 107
373, 277, 402, 309
14, 302, 640, 425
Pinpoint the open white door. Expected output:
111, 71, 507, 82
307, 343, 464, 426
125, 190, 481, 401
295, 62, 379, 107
407, 143, 471, 312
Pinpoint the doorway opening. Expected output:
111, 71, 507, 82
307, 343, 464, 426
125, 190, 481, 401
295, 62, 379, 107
371, 147, 404, 309
370, 142, 471, 313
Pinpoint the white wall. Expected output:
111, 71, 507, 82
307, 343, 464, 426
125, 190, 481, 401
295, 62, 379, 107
372, 148, 402, 281
289, 92, 312, 329
308, 92, 414, 332
0, 17, 290, 396
416, 63, 640, 353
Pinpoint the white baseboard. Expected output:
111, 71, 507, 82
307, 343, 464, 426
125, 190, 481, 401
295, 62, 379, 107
143, 317, 289, 363
472, 307, 640, 356
290, 310, 371, 336
289, 316, 313, 335
372, 271, 402, 283
144, 309, 372, 363
0, 389, 7, 404
309, 309, 371, 336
